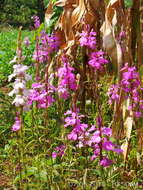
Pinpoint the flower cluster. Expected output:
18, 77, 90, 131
28, 82, 55, 108
33, 31, 60, 63
57, 56, 77, 99
108, 63, 143, 118
23, 37, 30, 47
52, 145, 66, 159
79, 28, 96, 49
8, 64, 31, 111
107, 84, 120, 105
79, 27, 108, 71
32, 15, 40, 29
11, 116, 21, 132
64, 110, 122, 167
88, 51, 108, 70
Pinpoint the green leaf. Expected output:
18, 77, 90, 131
124, 0, 133, 8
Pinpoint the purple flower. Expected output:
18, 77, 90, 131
64, 116, 77, 127
79, 29, 96, 49
33, 32, 60, 63
11, 117, 21, 132
134, 111, 142, 118
102, 141, 115, 151
28, 83, 55, 108
90, 132, 101, 144
63, 110, 122, 167
52, 152, 57, 158
88, 51, 108, 70
24, 37, 30, 47
102, 127, 112, 137
100, 157, 113, 167
107, 84, 120, 104
32, 15, 40, 29
52, 145, 66, 158
113, 148, 123, 154
57, 56, 77, 99
68, 131, 78, 141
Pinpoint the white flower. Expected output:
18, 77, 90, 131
23, 89, 30, 96
14, 82, 26, 90
8, 63, 31, 110
8, 89, 18, 96
13, 64, 28, 75
12, 95, 26, 106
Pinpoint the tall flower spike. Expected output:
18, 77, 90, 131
57, 55, 77, 99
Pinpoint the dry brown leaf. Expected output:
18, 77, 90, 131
61, 7, 75, 41
121, 98, 133, 162
45, 0, 54, 26
137, 128, 143, 150
100, 0, 122, 74
55, 0, 76, 7
55, 0, 67, 7
71, 0, 86, 27
88, 0, 100, 11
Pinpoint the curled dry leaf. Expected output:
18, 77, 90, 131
100, 0, 122, 74
121, 98, 133, 162
71, 0, 86, 27
55, 0, 70, 7
45, 0, 54, 26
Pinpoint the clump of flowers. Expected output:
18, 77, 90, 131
79, 28, 96, 49
8, 64, 31, 111
11, 116, 21, 132
33, 31, 60, 63
79, 27, 108, 71
32, 15, 40, 29
52, 145, 66, 159
23, 37, 30, 47
28, 82, 55, 108
88, 51, 108, 70
108, 63, 143, 118
64, 110, 122, 167
107, 84, 120, 105
57, 56, 77, 99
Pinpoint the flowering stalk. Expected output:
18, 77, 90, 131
97, 115, 103, 162
9, 27, 31, 188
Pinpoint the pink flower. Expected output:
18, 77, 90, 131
57, 56, 77, 100
24, 37, 30, 47
33, 32, 60, 63
32, 15, 40, 29
68, 132, 78, 141
107, 84, 120, 104
52, 145, 66, 158
134, 111, 142, 118
88, 51, 108, 70
79, 28, 96, 49
113, 148, 123, 154
102, 141, 115, 151
102, 127, 112, 137
11, 117, 21, 132
100, 157, 113, 167
90, 132, 101, 144
52, 152, 57, 158
28, 83, 55, 108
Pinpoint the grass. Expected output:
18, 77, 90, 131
0, 26, 33, 85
